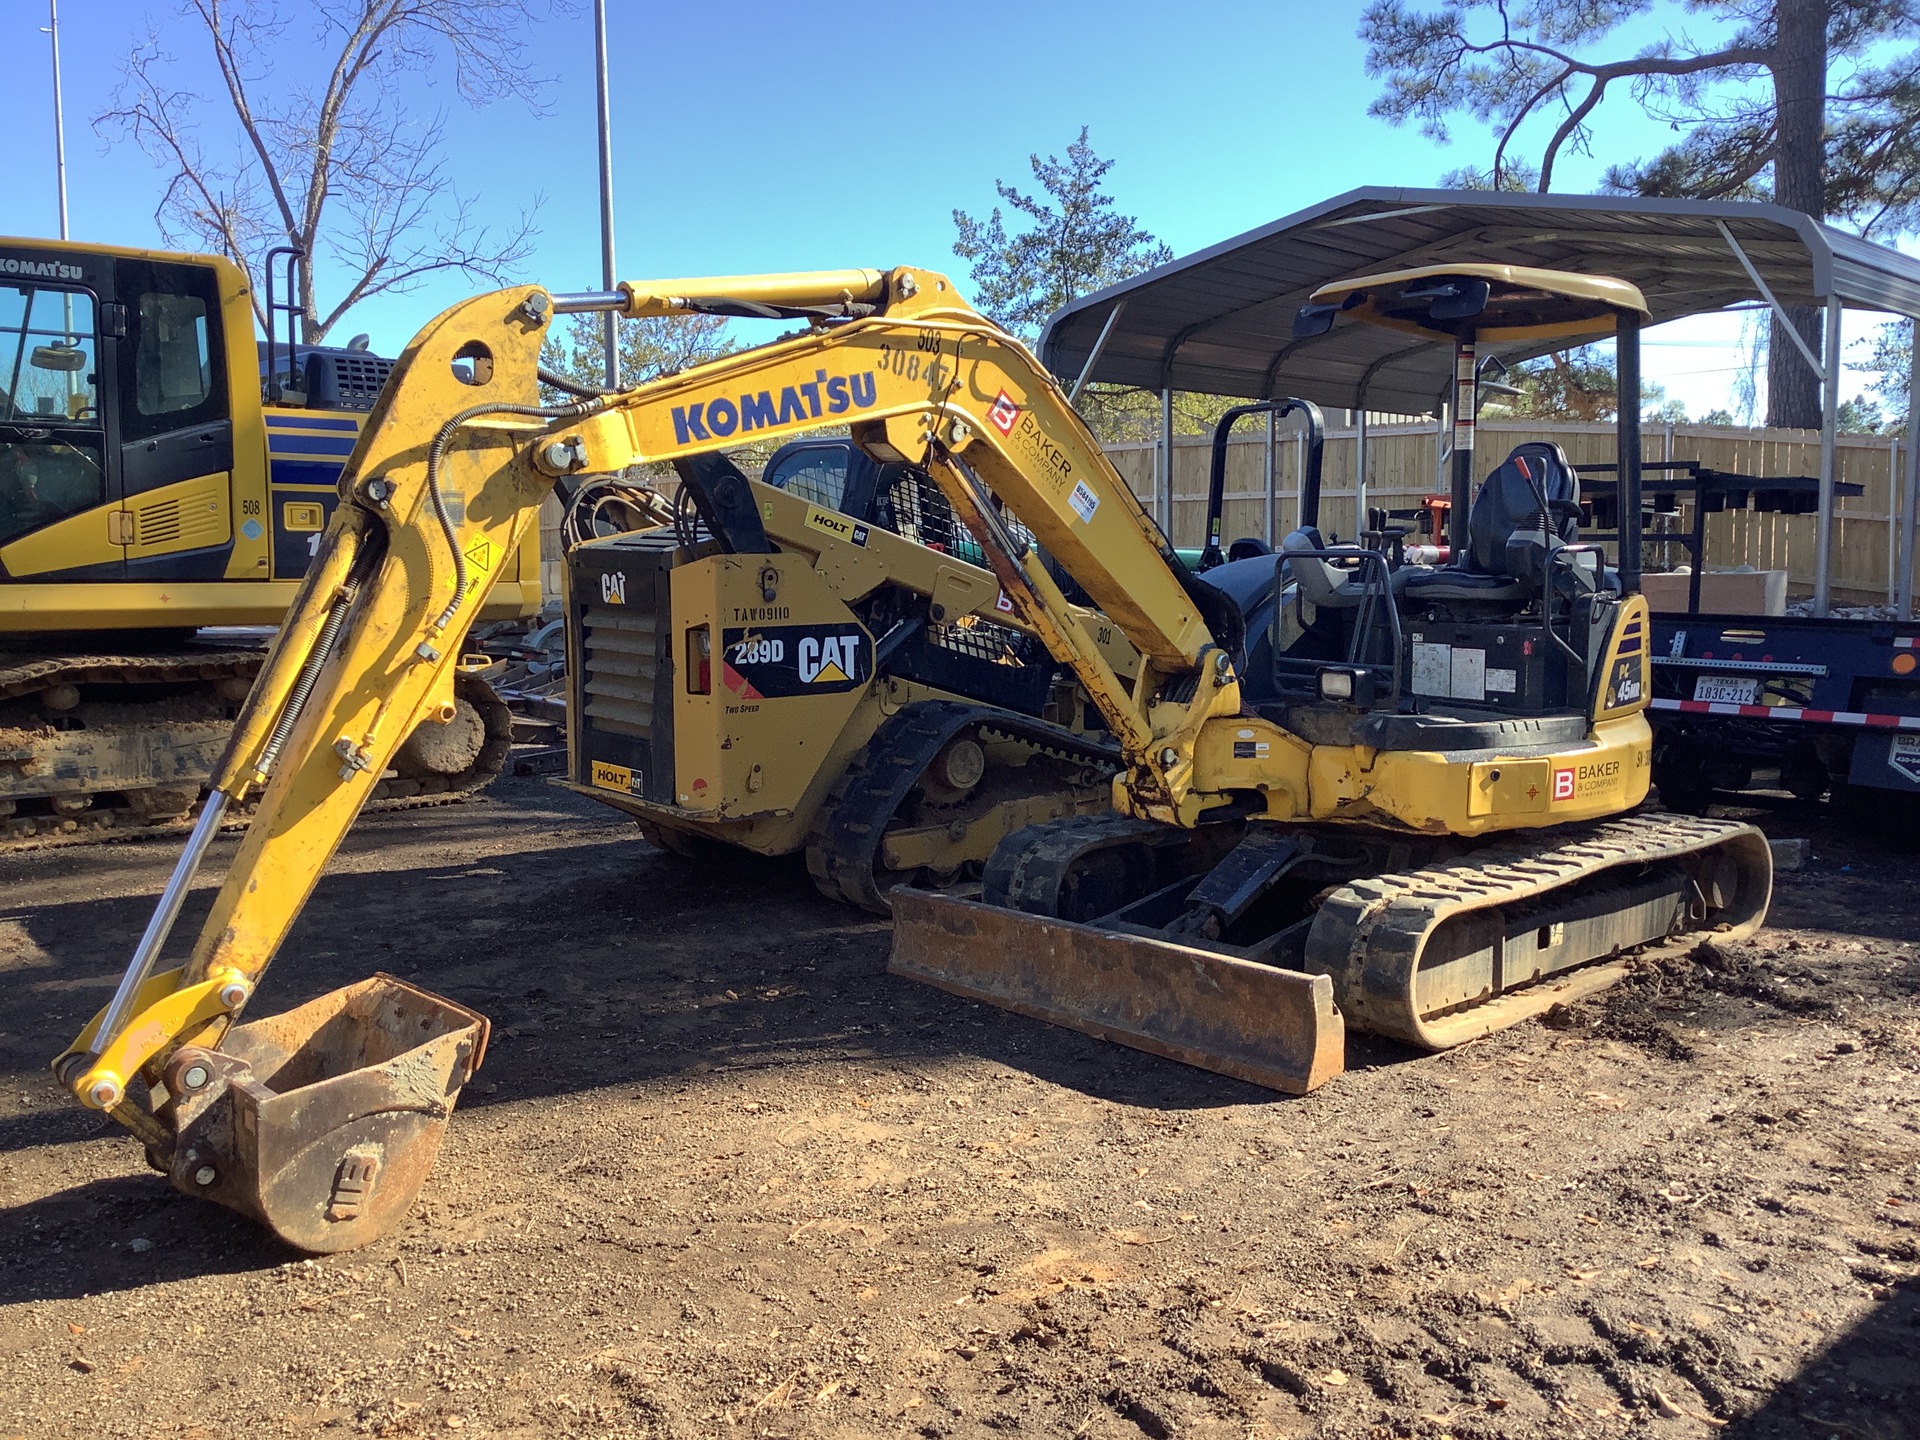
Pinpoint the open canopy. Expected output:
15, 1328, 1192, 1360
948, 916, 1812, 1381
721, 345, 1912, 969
1039, 188, 1920, 417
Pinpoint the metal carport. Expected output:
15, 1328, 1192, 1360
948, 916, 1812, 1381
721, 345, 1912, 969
1039, 187, 1920, 616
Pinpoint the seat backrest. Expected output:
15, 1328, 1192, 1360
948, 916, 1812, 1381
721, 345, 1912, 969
1467, 442, 1580, 575
1281, 526, 1365, 609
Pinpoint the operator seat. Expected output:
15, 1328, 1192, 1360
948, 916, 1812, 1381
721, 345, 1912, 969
1397, 441, 1603, 602
1281, 526, 1371, 608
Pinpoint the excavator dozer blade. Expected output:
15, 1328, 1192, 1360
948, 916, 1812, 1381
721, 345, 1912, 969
888, 889, 1344, 1094
154, 975, 488, 1254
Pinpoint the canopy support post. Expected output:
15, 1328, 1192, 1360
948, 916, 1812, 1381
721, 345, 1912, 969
1618, 312, 1644, 595
1900, 335, 1920, 616
1264, 407, 1276, 547
1356, 399, 1370, 539
1160, 387, 1175, 538
1816, 297, 1841, 617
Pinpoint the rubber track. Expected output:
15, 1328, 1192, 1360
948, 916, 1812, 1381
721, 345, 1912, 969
805, 700, 1120, 914
982, 810, 1191, 918
1305, 811, 1770, 1048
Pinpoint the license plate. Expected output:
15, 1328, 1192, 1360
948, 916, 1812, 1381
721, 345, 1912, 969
1692, 675, 1759, 704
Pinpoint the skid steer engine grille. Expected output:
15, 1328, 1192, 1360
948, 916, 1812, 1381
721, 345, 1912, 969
569, 536, 678, 803
583, 607, 658, 737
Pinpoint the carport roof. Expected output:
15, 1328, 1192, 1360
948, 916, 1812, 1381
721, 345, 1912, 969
1038, 187, 1920, 417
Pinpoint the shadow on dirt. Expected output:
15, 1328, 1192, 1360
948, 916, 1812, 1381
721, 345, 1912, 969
1725, 1277, 1920, 1438
0, 1173, 292, 1305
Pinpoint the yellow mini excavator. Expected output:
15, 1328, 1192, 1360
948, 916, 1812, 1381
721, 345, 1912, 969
0, 238, 539, 845
53, 261, 1770, 1252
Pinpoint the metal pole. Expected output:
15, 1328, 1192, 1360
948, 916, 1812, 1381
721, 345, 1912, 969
1160, 387, 1174, 537
1900, 336, 1920, 616
1815, 296, 1841, 617
1617, 312, 1644, 594
1068, 301, 1125, 404
1355, 402, 1370, 537
593, 0, 619, 390
1263, 407, 1276, 547
1295, 429, 1307, 533
46, 0, 67, 239
1891, 433, 1901, 608
1449, 341, 1476, 558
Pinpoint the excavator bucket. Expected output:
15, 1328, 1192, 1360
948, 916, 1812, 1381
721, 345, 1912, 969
888, 889, 1345, 1093
154, 975, 488, 1253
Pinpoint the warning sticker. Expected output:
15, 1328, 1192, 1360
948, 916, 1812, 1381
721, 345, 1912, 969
1068, 479, 1100, 524
988, 390, 1021, 435
464, 536, 494, 573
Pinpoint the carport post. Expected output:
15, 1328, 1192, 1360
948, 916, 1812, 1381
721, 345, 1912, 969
1263, 408, 1276, 546
1160, 387, 1175, 537
1617, 311, 1643, 594
1355, 402, 1370, 536
1900, 338, 1920, 616
1815, 297, 1841, 617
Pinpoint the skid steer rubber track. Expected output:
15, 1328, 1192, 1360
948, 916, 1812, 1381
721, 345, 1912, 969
806, 699, 1120, 914
1305, 812, 1772, 1050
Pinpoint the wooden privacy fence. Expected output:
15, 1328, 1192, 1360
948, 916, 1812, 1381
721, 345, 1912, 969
531, 420, 1913, 607
1105, 420, 1916, 608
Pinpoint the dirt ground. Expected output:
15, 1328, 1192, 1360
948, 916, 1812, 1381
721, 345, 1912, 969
1, 772, 1916, 1440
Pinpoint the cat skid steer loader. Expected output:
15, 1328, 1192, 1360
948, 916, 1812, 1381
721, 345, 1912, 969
53, 262, 1767, 1253
559, 436, 1136, 912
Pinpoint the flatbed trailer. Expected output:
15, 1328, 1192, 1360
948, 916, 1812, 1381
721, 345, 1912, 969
1646, 610, 1920, 834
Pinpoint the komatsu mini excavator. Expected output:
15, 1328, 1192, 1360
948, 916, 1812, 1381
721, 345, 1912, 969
54, 261, 1769, 1252
0, 237, 537, 846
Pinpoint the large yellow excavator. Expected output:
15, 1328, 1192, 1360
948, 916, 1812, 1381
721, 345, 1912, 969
52, 262, 1771, 1252
0, 237, 539, 845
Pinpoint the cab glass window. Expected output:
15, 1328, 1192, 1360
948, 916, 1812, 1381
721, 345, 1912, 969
115, 259, 229, 445
135, 292, 211, 418
763, 447, 849, 510
0, 438, 106, 545
0, 285, 99, 425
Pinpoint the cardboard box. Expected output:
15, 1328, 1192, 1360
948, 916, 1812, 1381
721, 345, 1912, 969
1640, 568, 1788, 616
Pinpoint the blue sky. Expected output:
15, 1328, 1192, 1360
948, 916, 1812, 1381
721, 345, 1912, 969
0, 0, 1896, 416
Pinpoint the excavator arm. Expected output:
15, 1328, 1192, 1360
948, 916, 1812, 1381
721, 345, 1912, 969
53, 267, 1209, 1250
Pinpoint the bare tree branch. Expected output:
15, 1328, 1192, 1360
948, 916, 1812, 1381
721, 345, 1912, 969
99, 0, 557, 344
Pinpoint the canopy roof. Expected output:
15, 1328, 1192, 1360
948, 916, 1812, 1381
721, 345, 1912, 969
1039, 188, 1920, 417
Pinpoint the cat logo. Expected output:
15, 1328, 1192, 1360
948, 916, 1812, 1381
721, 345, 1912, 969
599, 570, 627, 605
798, 633, 860, 685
